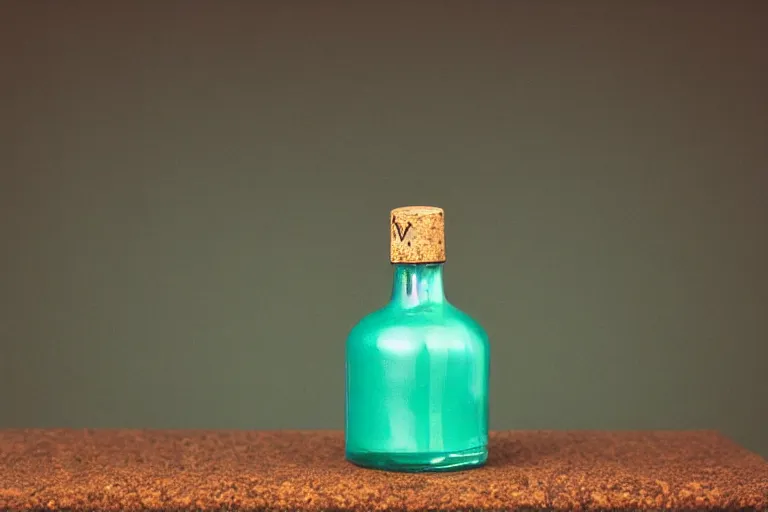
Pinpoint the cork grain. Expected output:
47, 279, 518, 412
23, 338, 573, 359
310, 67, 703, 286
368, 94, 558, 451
390, 206, 446, 264
1, 430, 767, 511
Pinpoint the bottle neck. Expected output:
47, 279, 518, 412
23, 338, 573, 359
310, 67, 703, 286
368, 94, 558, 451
390, 263, 446, 309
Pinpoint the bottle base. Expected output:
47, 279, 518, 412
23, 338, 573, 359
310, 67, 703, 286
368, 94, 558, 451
345, 445, 487, 472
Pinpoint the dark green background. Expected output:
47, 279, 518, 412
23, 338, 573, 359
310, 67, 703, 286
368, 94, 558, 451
2, 1, 766, 457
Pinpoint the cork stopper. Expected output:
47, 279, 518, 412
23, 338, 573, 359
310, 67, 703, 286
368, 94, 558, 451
390, 206, 446, 264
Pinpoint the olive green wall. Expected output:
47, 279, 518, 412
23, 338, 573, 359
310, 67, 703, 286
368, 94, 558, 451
2, 1, 766, 457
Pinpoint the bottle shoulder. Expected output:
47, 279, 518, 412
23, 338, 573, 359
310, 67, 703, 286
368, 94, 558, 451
347, 301, 488, 346
445, 302, 488, 341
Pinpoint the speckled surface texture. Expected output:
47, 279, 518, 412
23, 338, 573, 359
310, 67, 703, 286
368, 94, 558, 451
390, 206, 446, 264
1, 430, 766, 511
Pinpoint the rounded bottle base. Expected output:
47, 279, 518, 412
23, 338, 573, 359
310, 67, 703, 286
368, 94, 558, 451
345, 445, 487, 473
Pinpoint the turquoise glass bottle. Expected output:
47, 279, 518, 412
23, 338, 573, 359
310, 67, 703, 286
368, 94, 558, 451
345, 206, 490, 472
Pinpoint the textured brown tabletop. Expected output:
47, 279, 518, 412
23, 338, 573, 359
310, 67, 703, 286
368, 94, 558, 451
1, 430, 766, 511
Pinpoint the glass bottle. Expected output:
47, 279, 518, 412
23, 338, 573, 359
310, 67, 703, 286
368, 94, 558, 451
345, 206, 490, 472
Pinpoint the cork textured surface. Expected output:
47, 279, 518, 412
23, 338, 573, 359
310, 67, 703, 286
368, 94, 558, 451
390, 206, 446, 264
1, 429, 766, 511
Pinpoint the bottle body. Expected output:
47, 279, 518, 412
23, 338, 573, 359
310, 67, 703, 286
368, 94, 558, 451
345, 264, 489, 472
